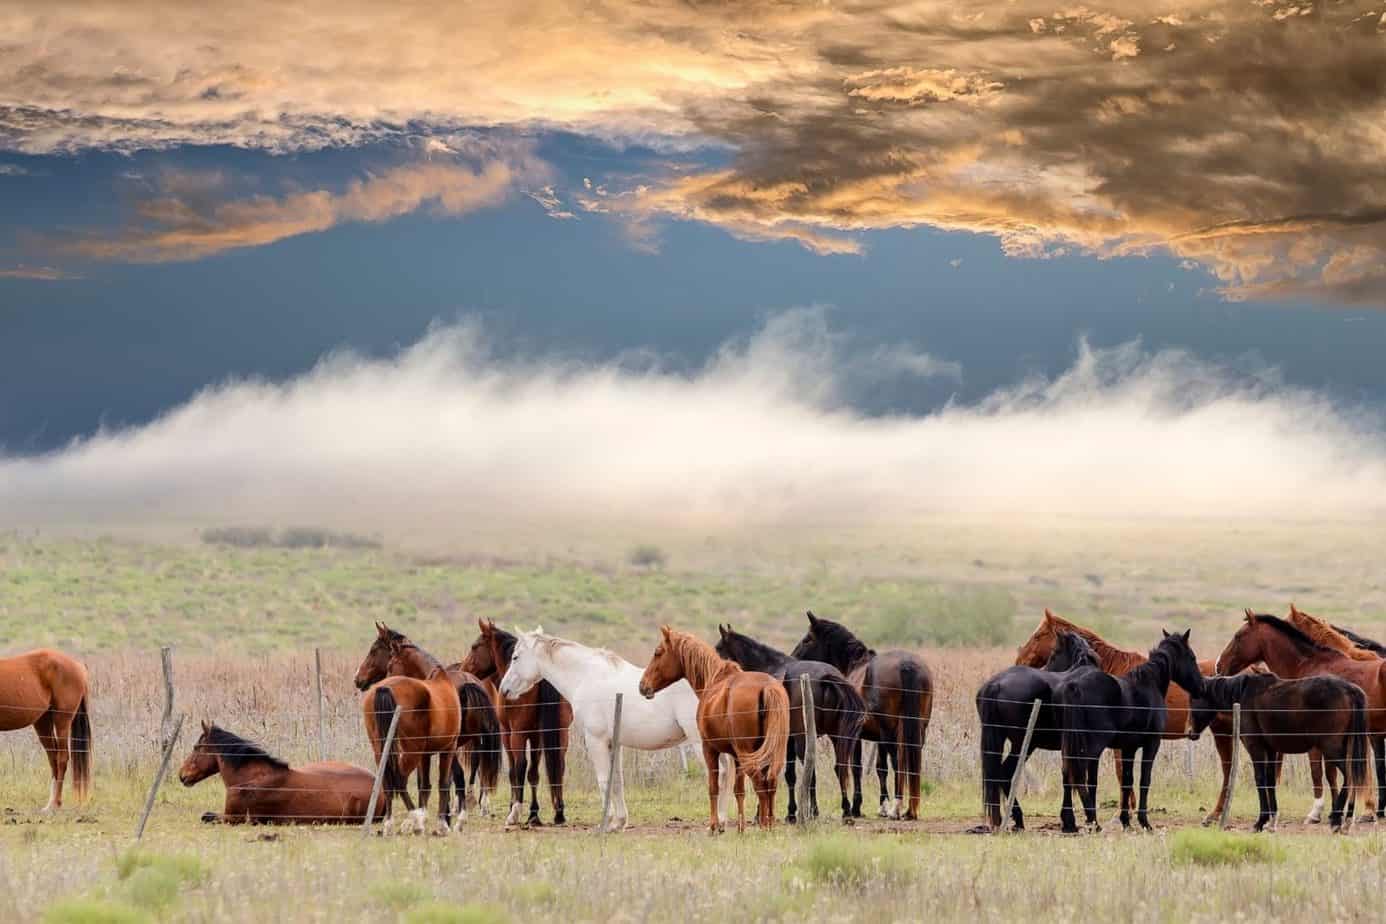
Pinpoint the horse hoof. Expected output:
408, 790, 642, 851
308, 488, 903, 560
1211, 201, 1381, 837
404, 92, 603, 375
200, 812, 219, 824
786, 815, 797, 825
553, 811, 566, 826
432, 819, 451, 837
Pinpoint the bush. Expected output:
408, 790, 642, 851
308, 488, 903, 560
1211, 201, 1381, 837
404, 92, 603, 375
41, 900, 149, 924
200, 525, 382, 550
796, 835, 914, 889
627, 544, 667, 570
115, 850, 205, 885
1170, 830, 1285, 866
370, 881, 432, 910
200, 526, 274, 548
866, 586, 1016, 647
403, 903, 510, 924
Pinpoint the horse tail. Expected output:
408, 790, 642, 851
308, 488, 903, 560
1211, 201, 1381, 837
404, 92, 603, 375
372, 686, 408, 797
896, 660, 925, 792
747, 682, 791, 780
459, 680, 501, 794
538, 680, 566, 787
1058, 688, 1088, 779
71, 696, 91, 802
1347, 686, 1369, 808
822, 674, 866, 750
977, 691, 1007, 828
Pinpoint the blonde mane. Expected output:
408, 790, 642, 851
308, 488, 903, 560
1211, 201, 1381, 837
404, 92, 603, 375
534, 633, 626, 669
668, 628, 740, 689
1287, 606, 1379, 661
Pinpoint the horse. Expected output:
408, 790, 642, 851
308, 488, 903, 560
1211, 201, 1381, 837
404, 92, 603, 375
1285, 604, 1382, 821
1216, 610, 1386, 820
353, 624, 462, 835
1330, 623, 1386, 656
638, 625, 790, 834
355, 623, 501, 822
1054, 630, 1203, 833
0, 649, 92, 811
714, 624, 866, 822
975, 630, 1101, 831
179, 721, 386, 824
1188, 673, 1368, 833
461, 619, 572, 826
1016, 609, 1238, 825
790, 612, 933, 820
497, 626, 731, 831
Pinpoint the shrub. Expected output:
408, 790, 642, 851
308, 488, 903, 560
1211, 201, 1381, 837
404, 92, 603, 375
125, 867, 184, 911
41, 900, 149, 924
115, 850, 205, 885
1170, 830, 1285, 866
200, 526, 274, 548
370, 881, 432, 910
403, 903, 510, 924
796, 835, 914, 889
626, 544, 667, 570
866, 586, 1016, 647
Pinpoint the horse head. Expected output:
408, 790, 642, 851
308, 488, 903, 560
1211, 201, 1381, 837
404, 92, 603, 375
789, 611, 866, 671
178, 720, 222, 786
461, 618, 499, 680
1015, 609, 1062, 667
1043, 630, 1097, 672
1156, 628, 1202, 696
354, 621, 406, 690
639, 625, 685, 699
497, 626, 546, 701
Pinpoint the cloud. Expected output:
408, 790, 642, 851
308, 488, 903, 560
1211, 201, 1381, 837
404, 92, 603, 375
2, 310, 1382, 534
65, 159, 522, 262
4, 2, 1386, 301
0, 264, 78, 280
0, 163, 28, 176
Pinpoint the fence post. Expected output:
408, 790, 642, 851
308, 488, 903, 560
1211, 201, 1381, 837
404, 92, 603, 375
1185, 736, 1195, 782
135, 713, 185, 840
1220, 702, 1241, 830
798, 673, 818, 825
1000, 698, 1042, 832
159, 647, 175, 752
600, 693, 624, 833
314, 647, 326, 762
362, 706, 403, 838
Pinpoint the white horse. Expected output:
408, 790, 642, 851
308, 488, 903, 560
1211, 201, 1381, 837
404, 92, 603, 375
498, 627, 730, 832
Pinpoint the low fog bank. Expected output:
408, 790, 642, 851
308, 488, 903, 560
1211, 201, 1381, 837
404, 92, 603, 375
4, 309, 1384, 535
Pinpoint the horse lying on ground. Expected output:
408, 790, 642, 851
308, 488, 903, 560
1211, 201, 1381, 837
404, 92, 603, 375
975, 631, 1100, 831
715, 624, 866, 822
1189, 673, 1367, 833
0, 649, 91, 811
179, 721, 385, 824
1055, 629, 1203, 833
790, 612, 932, 819
639, 625, 789, 834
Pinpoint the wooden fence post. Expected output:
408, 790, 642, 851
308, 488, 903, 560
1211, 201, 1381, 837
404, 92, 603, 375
600, 693, 624, 833
314, 647, 326, 762
798, 673, 818, 824
1000, 698, 1042, 832
362, 706, 403, 838
1220, 702, 1241, 830
159, 647, 175, 752
135, 713, 185, 840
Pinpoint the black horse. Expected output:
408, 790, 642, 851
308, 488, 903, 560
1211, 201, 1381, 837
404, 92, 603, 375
1190, 672, 1368, 832
791, 612, 933, 819
1055, 629, 1203, 833
1332, 623, 1386, 656
975, 631, 1100, 831
714, 624, 867, 822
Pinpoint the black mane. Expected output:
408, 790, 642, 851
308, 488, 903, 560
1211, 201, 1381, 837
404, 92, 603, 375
1254, 613, 1333, 655
804, 614, 873, 665
1044, 632, 1099, 672
491, 626, 518, 661
716, 627, 790, 670
205, 725, 289, 771
1333, 623, 1386, 655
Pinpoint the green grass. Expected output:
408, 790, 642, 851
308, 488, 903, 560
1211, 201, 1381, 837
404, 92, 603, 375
1170, 829, 1286, 866
796, 834, 915, 888
403, 904, 510, 924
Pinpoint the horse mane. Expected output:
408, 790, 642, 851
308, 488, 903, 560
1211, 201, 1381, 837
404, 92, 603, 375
1333, 623, 1386, 656
533, 633, 625, 669
719, 628, 788, 668
809, 616, 874, 666
1290, 609, 1379, 661
204, 725, 289, 771
1251, 613, 1336, 657
490, 626, 518, 661
1045, 631, 1099, 671
1043, 611, 1146, 673
668, 629, 739, 687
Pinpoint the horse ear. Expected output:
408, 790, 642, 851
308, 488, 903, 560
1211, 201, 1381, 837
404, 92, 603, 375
478, 618, 489, 632
201, 719, 210, 733
1289, 602, 1300, 617
660, 624, 673, 641
718, 624, 728, 639
1182, 629, 1192, 643
1043, 608, 1054, 622
1244, 608, 1255, 621
806, 611, 818, 626
377, 621, 391, 638
1162, 629, 1170, 639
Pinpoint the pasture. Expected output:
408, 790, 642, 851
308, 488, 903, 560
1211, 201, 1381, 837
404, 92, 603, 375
2, 522, 1386, 922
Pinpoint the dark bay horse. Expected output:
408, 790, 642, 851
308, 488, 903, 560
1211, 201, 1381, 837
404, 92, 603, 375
714, 624, 866, 822
790, 612, 933, 819
1055, 629, 1203, 832
180, 721, 386, 824
462, 618, 571, 826
1189, 673, 1368, 832
639, 626, 790, 834
355, 623, 501, 820
1016, 609, 1237, 825
975, 631, 1100, 830
0, 649, 92, 811
1216, 611, 1386, 819
354, 625, 462, 835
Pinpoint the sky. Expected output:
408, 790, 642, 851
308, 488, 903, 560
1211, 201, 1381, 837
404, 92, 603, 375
3, 1, 1386, 530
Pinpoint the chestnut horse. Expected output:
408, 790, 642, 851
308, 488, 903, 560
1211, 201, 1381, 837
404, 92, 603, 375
639, 626, 790, 833
354, 625, 462, 835
1217, 611, 1386, 819
355, 623, 502, 820
0, 649, 92, 811
1016, 609, 1240, 825
790, 612, 933, 820
462, 619, 571, 826
179, 721, 385, 824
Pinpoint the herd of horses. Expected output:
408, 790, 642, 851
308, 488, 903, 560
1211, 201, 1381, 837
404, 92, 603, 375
3, 604, 1385, 837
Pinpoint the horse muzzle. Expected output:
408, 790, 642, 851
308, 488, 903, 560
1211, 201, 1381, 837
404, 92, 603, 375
637, 682, 654, 700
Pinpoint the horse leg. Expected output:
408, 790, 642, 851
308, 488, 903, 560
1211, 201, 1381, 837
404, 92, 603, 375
434, 750, 455, 835
1250, 747, 1271, 832
1306, 749, 1326, 823
504, 732, 527, 828
733, 762, 747, 834
1117, 747, 1136, 830
1202, 728, 1233, 827
1059, 758, 1078, 834
850, 738, 864, 818
33, 713, 64, 812
761, 765, 777, 831
1082, 757, 1101, 832
1136, 741, 1157, 831
807, 734, 820, 821
703, 744, 725, 835
450, 748, 468, 826
784, 734, 798, 823
833, 732, 853, 821
1372, 736, 1386, 820
877, 741, 896, 818
546, 726, 568, 825
526, 740, 543, 826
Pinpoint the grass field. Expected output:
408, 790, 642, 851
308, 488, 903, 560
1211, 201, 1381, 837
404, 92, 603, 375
2, 524, 1385, 922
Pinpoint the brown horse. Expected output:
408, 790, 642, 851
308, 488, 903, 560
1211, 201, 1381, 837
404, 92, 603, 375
0, 649, 92, 811
638, 625, 790, 834
790, 612, 933, 820
1217, 610, 1386, 819
1016, 609, 1242, 825
354, 624, 462, 835
179, 721, 386, 824
355, 624, 502, 821
462, 618, 571, 826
